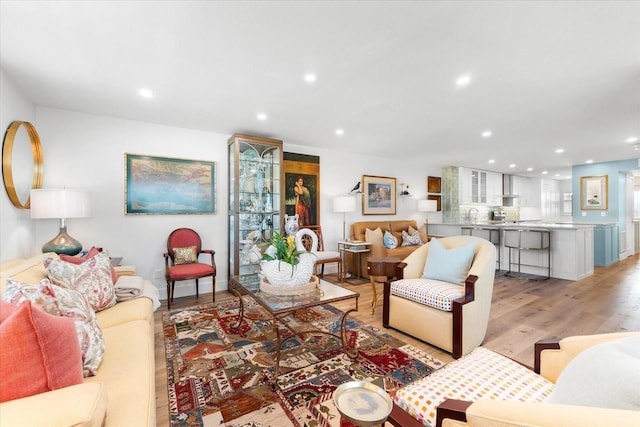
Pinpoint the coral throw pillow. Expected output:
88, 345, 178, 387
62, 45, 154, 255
45, 252, 117, 312
0, 300, 83, 402
2, 279, 105, 376
173, 246, 198, 265
61, 246, 118, 284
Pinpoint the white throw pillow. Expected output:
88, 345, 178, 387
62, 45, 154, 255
546, 335, 640, 410
422, 238, 475, 285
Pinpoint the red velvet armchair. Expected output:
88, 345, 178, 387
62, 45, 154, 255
164, 228, 216, 309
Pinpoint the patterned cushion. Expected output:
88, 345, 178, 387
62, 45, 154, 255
395, 347, 555, 427
44, 252, 117, 312
2, 279, 106, 376
401, 230, 422, 246
383, 231, 398, 249
173, 246, 197, 265
391, 278, 464, 311
61, 246, 118, 284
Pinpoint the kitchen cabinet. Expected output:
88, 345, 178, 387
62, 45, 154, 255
459, 167, 501, 205
594, 224, 619, 267
228, 134, 283, 277
512, 176, 531, 206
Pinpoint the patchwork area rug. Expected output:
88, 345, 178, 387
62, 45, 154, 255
163, 297, 444, 426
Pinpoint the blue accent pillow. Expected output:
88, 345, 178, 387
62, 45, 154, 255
383, 231, 398, 249
422, 238, 476, 284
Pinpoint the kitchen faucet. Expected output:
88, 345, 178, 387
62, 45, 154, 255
467, 207, 479, 224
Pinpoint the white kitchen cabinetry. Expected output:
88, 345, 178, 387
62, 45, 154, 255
459, 167, 501, 205
512, 176, 531, 206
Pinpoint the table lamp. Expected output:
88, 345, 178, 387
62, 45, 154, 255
333, 196, 356, 240
417, 199, 438, 226
30, 188, 91, 255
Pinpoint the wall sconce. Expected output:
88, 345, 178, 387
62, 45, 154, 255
30, 188, 91, 255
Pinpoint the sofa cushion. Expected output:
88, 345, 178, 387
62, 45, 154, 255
422, 238, 475, 285
365, 227, 384, 246
45, 252, 117, 312
546, 335, 640, 410
2, 279, 105, 377
391, 278, 465, 311
383, 230, 398, 249
173, 245, 198, 265
395, 347, 555, 427
61, 246, 119, 285
401, 229, 422, 246
0, 300, 83, 403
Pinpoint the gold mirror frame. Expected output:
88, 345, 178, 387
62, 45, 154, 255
2, 121, 44, 209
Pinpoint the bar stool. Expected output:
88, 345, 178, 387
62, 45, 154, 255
461, 226, 501, 271
503, 228, 550, 280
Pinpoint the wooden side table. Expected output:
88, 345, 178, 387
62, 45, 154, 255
367, 257, 401, 314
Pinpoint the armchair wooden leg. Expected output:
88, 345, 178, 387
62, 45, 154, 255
166, 281, 171, 310
212, 278, 216, 303
195, 279, 199, 298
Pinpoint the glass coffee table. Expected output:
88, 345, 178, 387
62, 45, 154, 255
229, 274, 360, 387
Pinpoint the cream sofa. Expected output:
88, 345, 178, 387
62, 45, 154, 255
388, 332, 640, 427
350, 220, 429, 278
383, 236, 496, 359
0, 254, 156, 427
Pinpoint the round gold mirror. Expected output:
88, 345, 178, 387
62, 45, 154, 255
2, 121, 44, 209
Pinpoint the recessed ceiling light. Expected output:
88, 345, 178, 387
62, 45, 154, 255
335, 129, 344, 136
555, 148, 564, 154
257, 113, 267, 121
542, 171, 548, 175
626, 136, 639, 143
138, 88, 153, 98
585, 160, 593, 164
555, 174, 560, 177
527, 167, 533, 171
509, 164, 516, 168
481, 130, 492, 138
304, 74, 317, 83
488, 159, 495, 164
456, 74, 472, 87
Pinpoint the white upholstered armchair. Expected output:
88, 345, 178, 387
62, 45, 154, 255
382, 235, 496, 359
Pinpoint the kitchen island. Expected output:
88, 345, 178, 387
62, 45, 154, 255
427, 222, 595, 281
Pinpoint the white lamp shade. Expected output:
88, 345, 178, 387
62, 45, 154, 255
417, 199, 437, 213
30, 189, 91, 219
333, 196, 356, 213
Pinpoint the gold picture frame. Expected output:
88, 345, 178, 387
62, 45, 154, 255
362, 175, 396, 215
580, 175, 608, 210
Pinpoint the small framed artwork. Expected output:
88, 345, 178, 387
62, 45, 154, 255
428, 194, 441, 211
283, 152, 320, 227
580, 175, 608, 210
362, 175, 396, 215
125, 153, 215, 214
427, 176, 441, 193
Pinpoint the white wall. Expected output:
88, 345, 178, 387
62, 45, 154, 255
2, 105, 441, 300
0, 68, 38, 260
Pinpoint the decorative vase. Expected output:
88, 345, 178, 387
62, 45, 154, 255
284, 214, 300, 236
259, 228, 318, 290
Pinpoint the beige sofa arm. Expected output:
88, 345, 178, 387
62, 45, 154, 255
463, 399, 639, 427
0, 382, 108, 427
537, 331, 640, 383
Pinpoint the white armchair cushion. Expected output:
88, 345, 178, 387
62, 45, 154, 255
422, 238, 475, 285
314, 251, 341, 261
391, 278, 464, 311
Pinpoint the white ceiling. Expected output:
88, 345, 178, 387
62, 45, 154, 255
1, 1, 639, 179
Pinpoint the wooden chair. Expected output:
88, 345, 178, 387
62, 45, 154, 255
298, 225, 343, 281
164, 228, 216, 309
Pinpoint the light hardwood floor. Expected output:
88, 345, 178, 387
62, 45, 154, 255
154, 254, 640, 426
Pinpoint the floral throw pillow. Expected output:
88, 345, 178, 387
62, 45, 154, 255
2, 279, 105, 377
383, 231, 398, 249
44, 252, 117, 312
401, 230, 422, 246
173, 246, 197, 265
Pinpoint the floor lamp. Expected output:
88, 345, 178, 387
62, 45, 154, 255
417, 199, 438, 232
30, 188, 91, 255
333, 196, 356, 241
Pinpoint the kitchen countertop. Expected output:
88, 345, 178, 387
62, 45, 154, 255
430, 221, 598, 230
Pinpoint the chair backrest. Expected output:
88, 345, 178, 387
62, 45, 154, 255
167, 228, 202, 261
299, 225, 325, 251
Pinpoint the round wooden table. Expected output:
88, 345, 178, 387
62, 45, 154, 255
367, 257, 402, 314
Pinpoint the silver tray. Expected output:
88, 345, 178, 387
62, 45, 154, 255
333, 381, 392, 426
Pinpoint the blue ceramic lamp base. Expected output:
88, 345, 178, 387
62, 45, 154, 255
42, 226, 82, 256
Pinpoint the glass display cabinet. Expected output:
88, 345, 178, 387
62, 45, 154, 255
228, 134, 283, 277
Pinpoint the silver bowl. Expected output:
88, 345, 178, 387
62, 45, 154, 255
333, 381, 393, 426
